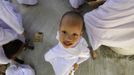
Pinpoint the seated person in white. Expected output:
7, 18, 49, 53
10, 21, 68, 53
17, 0, 38, 5
84, 0, 134, 55
0, 0, 25, 64
45, 11, 95, 75
6, 63, 35, 75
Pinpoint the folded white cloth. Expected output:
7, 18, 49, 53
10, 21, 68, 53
0, 47, 11, 64
0, 0, 24, 34
84, 0, 134, 55
17, 0, 38, 5
0, 0, 25, 45
6, 64, 35, 75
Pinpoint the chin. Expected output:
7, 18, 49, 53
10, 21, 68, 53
63, 44, 74, 48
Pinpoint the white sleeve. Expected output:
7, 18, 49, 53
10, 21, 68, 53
0, 57, 11, 64
0, 27, 17, 45
20, 64, 35, 75
77, 38, 90, 64
17, 0, 38, 5
6, 64, 35, 75
44, 50, 55, 62
6, 64, 17, 75
77, 48, 90, 64
0, 1, 24, 34
0, 47, 11, 64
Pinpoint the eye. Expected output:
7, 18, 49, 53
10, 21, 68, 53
62, 31, 67, 34
73, 33, 78, 37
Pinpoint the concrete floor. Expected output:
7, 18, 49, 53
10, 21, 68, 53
12, 0, 134, 75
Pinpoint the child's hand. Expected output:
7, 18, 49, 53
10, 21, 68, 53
73, 63, 79, 71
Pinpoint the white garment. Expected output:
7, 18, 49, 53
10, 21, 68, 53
45, 32, 90, 75
69, 0, 85, 8
0, 0, 25, 64
0, 27, 17, 46
0, 0, 25, 45
0, 47, 11, 64
17, 0, 38, 5
6, 64, 35, 75
0, 0, 24, 34
84, 0, 134, 55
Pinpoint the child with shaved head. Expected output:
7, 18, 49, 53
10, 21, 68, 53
45, 11, 96, 75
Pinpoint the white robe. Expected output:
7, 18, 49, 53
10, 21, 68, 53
69, 0, 85, 8
0, 0, 25, 45
6, 64, 35, 75
0, 47, 11, 64
84, 0, 134, 55
0, 0, 25, 64
45, 32, 90, 75
0, 0, 24, 34
17, 0, 38, 5
0, 27, 17, 46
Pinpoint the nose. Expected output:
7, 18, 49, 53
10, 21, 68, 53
65, 35, 73, 42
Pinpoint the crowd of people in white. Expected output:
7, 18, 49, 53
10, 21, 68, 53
0, 0, 134, 75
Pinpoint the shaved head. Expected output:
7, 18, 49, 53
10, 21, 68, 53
60, 11, 84, 29
59, 11, 85, 48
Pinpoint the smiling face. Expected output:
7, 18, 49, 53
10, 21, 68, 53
59, 15, 83, 48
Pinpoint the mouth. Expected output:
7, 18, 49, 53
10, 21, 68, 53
63, 41, 73, 46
